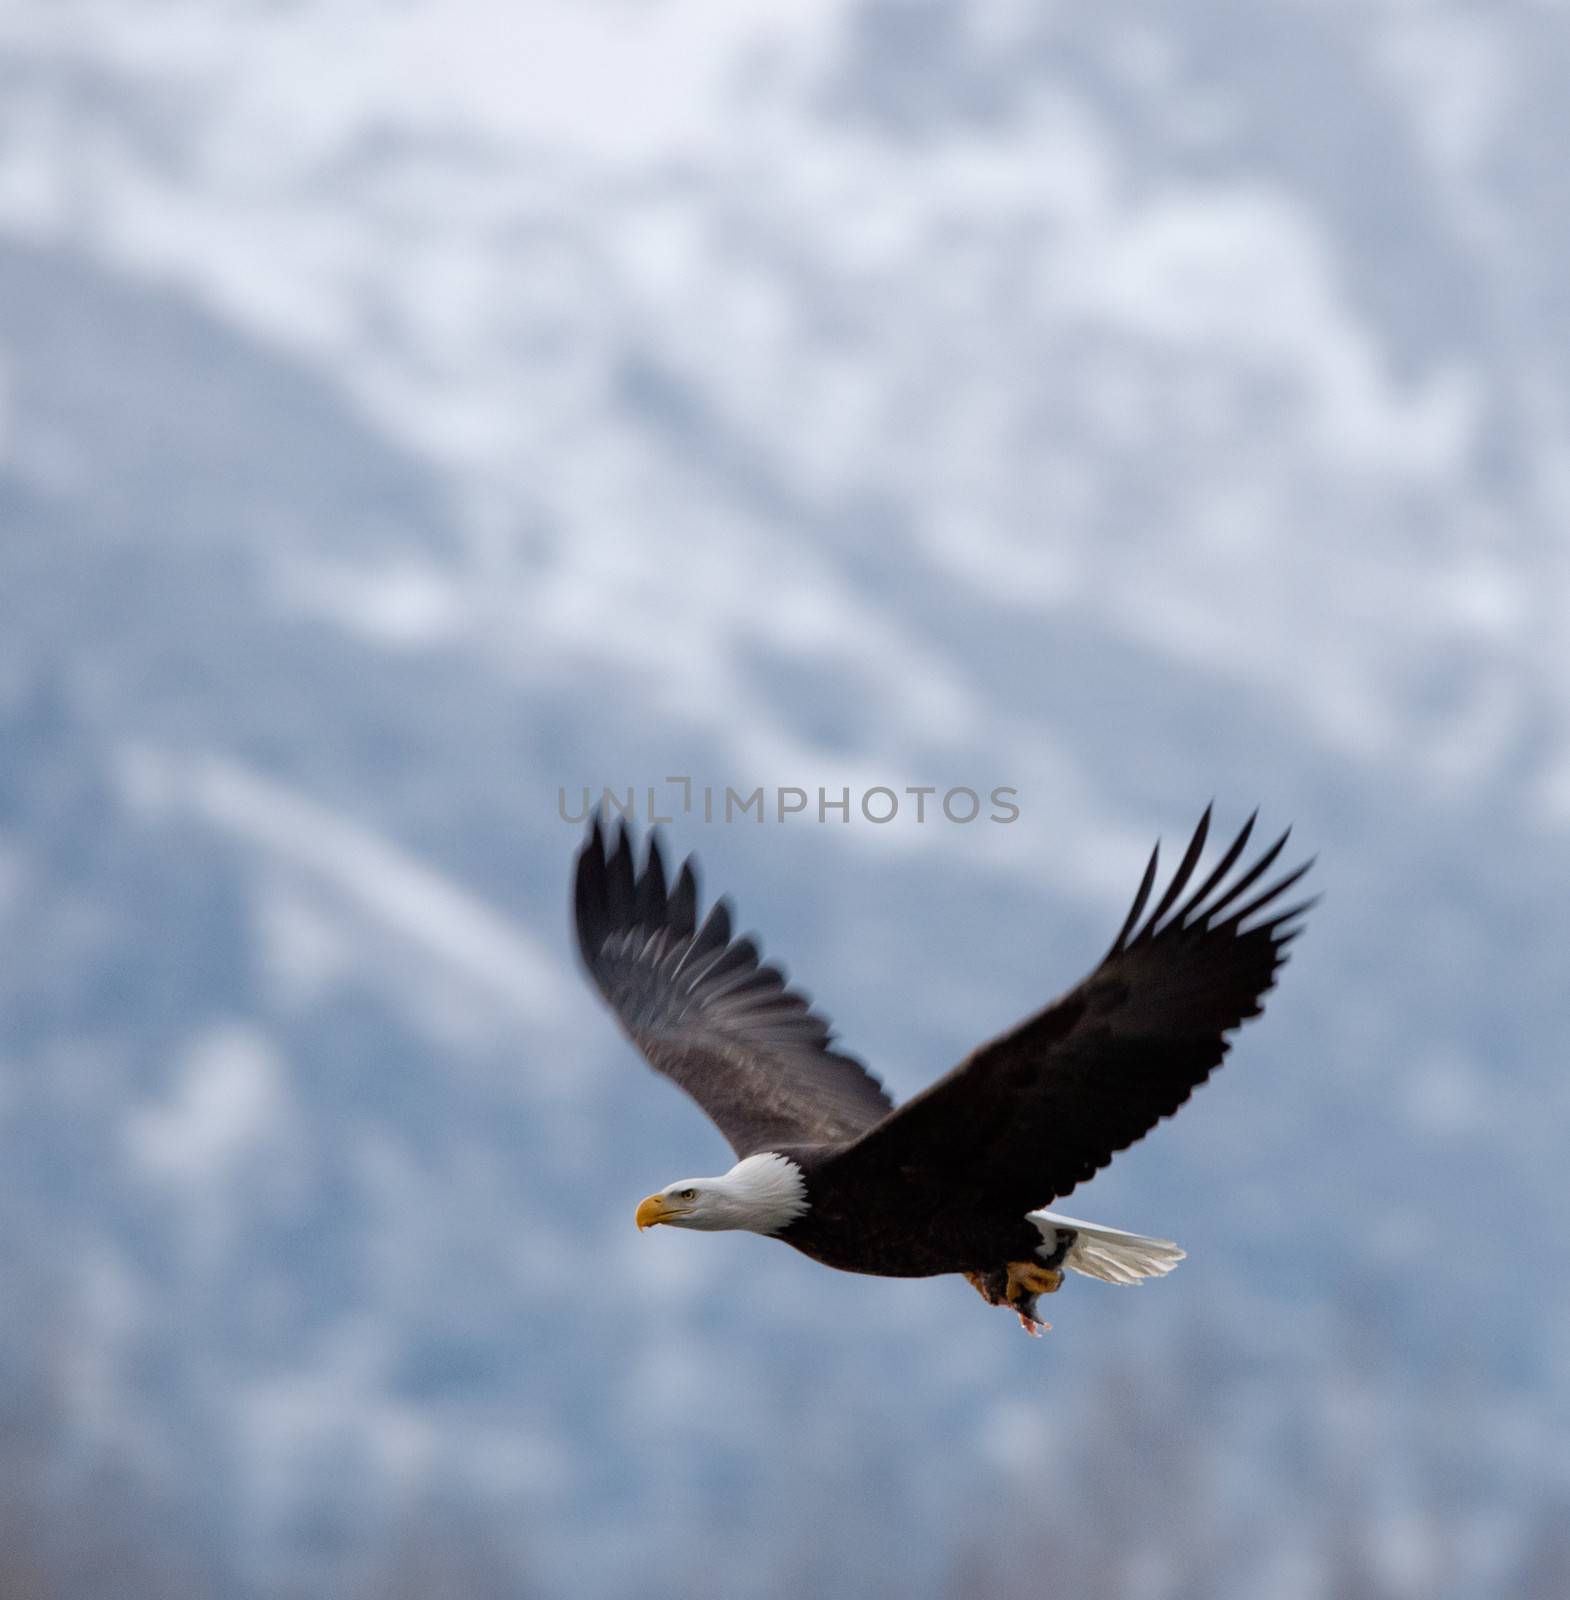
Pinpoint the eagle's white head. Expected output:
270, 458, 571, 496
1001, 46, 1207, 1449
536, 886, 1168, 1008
635, 1152, 809, 1236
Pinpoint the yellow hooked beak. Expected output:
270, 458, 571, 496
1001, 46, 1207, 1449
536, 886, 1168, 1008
636, 1194, 680, 1231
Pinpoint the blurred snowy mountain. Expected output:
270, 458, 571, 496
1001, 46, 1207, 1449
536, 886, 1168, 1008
2, 3, 1569, 1597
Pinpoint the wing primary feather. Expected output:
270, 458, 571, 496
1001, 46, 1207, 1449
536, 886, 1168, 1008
1196, 827, 1290, 926
668, 860, 699, 939
606, 824, 637, 925
634, 832, 669, 927
1218, 856, 1314, 932
573, 817, 609, 961
1252, 892, 1322, 940
1109, 841, 1161, 956
1140, 804, 1211, 939
1171, 809, 1256, 929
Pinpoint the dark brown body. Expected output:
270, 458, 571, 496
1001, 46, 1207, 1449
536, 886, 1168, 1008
774, 1144, 1044, 1279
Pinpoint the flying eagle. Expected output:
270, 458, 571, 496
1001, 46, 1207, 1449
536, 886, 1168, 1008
574, 808, 1313, 1333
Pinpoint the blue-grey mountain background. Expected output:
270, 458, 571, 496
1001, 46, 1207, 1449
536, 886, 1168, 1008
2, 3, 1569, 1596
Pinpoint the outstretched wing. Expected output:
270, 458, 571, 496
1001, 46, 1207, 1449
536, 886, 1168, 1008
821, 807, 1315, 1210
574, 818, 894, 1158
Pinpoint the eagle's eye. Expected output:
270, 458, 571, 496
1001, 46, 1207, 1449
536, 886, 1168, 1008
678, 1187, 698, 1201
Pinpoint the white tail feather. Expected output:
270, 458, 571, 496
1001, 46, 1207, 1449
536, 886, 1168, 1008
1028, 1209, 1186, 1285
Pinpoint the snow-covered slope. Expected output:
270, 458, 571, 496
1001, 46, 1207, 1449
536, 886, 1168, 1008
2, 4, 1568, 1597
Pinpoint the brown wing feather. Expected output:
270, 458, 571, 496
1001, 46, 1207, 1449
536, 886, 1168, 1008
820, 806, 1315, 1209
574, 817, 894, 1158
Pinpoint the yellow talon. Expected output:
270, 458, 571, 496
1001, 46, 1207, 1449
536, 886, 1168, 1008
1006, 1261, 1064, 1301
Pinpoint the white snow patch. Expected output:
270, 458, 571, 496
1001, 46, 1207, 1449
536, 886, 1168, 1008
118, 746, 561, 1022
128, 1021, 288, 1185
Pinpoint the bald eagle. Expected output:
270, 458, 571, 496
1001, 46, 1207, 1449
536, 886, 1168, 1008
575, 808, 1313, 1334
